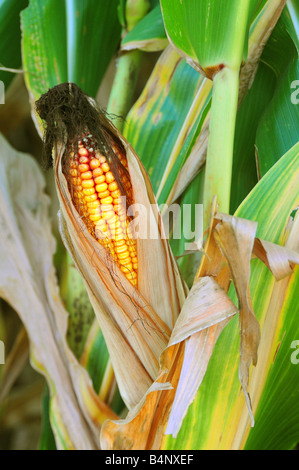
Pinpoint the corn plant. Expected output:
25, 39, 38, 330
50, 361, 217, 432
0, 0, 299, 451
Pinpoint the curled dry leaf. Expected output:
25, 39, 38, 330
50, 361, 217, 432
214, 213, 260, 426
253, 238, 299, 281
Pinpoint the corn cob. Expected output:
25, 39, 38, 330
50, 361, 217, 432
65, 134, 138, 287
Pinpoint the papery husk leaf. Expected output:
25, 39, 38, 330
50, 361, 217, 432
58, 208, 155, 409
167, 276, 238, 346
166, 209, 299, 440
54, 116, 187, 410
163, 207, 237, 438
165, 276, 238, 436
100, 342, 185, 450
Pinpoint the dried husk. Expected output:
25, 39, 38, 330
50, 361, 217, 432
53, 117, 188, 410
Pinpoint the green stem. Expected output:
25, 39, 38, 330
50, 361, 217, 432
203, 66, 239, 228
106, 49, 142, 131
202, 0, 253, 229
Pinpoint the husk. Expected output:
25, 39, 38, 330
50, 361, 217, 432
53, 119, 187, 410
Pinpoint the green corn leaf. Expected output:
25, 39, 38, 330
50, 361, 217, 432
256, 8, 299, 176
121, 4, 168, 52
160, 0, 262, 74
231, 4, 299, 212
0, 0, 28, 90
230, 62, 276, 213
21, 0, 121, 99
65, 0, 121, 96
169, 170, 205, 287
123, 46, 209, 196
164, 141, 299, 450
83, 326, 110, 394
82, 324, 125, 415
160, 0, 264, 226
39, 385, 57, 450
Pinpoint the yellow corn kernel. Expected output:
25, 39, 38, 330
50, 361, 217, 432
90, 159, 100, 169
105, 172, 115, 184
81, 171, 93, 180
87, 200, 100, 210
67, 140, 137, 286
100, 196, 113, 205
111, 189, 121, 199
97, 189, 110, 199
94, 175, 106, 185
93, 168, 103, 177
120, 263, 133, 273
83, 188, 95, 196
89, 214, 102, 222
115, 244, 128, 254
96, 183, 108, 193
82, 179, 95, 188
85, 193, 98, 202
78, 163, 89, 173
101, 162, 110, 173
117, 250, 130, 260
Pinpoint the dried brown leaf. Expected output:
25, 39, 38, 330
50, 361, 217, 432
253, 238, 299, 280
0, 327, 29, 404
214, 213, 260, 426
0, 134, 116, 449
